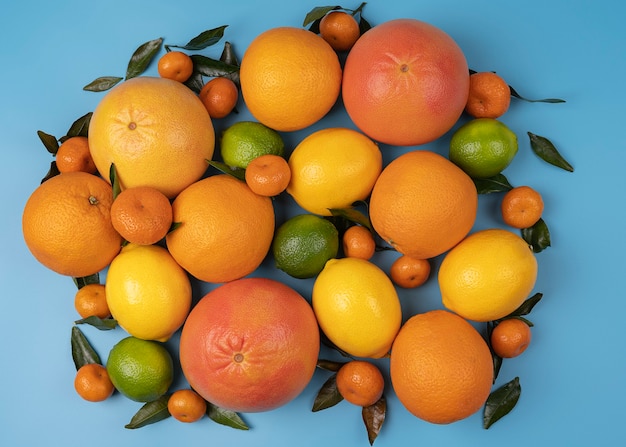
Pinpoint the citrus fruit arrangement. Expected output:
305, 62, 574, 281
22, 2, 575, 444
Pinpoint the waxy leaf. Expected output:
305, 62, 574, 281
505, 292, 543, 320
126, 37, 163, 80
109, 164, 122, 199
303, 6, 340, 27
83, 76, 123, 92
312, 373, 344, 412
486, 321, 503, 382
317, 359, 345, 372
219, 41, 241, 86
510, 86, 566, 103
528, 132, 574, 172
41, 161, 59, 183
125, 394, 171, 429
362, 396, 386, 445
473, 173, 513, 194
521, 218, 551, 253
71, 326, 101, 370
37, 130, 59, 155
206, 402, 249, 430
74, 316, 118, 331
63, 112, 92, 141
73, 273, 100, 289
328, 207, 372, 231
191, 54, 239, 79
207, 160, 246, 181
483, 377, 521, 429
168, 26, 228, 51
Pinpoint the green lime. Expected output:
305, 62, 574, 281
220, 121, 285, 169
272, 214, 339, 279
106, 336, 174, 402
449, 118, 518, 178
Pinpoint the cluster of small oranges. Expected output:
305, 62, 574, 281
21, 4, 561, 438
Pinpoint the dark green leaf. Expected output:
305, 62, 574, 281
528, 132, 574, 172
328, 207, 372, 231
73, 273, 100, 289
109, 163, 122, 199
473, 173, 513, 194
75, 316, 118, 330
317, 359, 346, 372
303, 6, 340, 27
510, 86, 565, 103
169, 26, 228, 51
37, 130, 59, 155
312, 373, 344, 412
219, 41, 241, 86
485, 322, 503, 382
41, 161, 60, 183
71, 326, 101, 370
206, 402, 249, 430
125, 394, 171, 429
184, 70, 205, 94
63, 112, 92, 140
483, 377, 521, 429
126, 37, 163, 80
168, 222, 182, 233
207, 160, 245, 181
83, 76, 123, 92
521, 218, 551, 253
505, 293, 543, 319
191, 54, 239, 78
362, 396, 386, 446
358, 16, 372, 34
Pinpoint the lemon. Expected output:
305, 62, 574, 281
438, 228, 538, 322
449, 118, 518, 178
105, 243, 192, 342
106, 336, 174, 402
312, 257, 402, 358
286, 127, 382, 216
220, 121, 285, 169
272, 214, 339, 279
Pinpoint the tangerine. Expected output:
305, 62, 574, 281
465, 71, 511, 119
389, 255, 431, 289
342, 225, 376, 260
74, 363, 115, 402
319, 11, 361, 52
501, 185, 544, 229
244, 154, 291, 197
55, 136, 97, 174
74, 283, 110, 319
199, 77, 239, 119
157, 51, 194, 83
491, 318, 532, 358
336, 360, 384, 407
167, 389, 207, 423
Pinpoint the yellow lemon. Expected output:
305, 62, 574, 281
105, 243, 192, 341
438, 228, 538, 322
312, 257, 402, 358
286, 128, 382, 216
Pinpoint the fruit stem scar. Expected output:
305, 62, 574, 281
400, 64, 409, 72
233, 353, 244, 363
88, 195, 99, 205
128, 122, 137, 130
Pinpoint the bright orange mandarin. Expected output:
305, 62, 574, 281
501, 185, 544, 229
74, 363, 115, 402
336, 360, 385, 407
110, 186, 173, 245
244, 154, 291, 197
465, 71, 511, 119
74, 283, 110, 319
390, 255, 431, 289
319, 11, 361, 52
22, 172, 122, 277
342, 225, 376, 260
199, 77, 239, 119
491, 318, 532, 358
56, 136, 97, 174
157, 51, 194, 83
167, 389, 207, 423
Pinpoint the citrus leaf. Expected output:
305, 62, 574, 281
206, 402, 249, 430
73, 273, 100, 289
74, 316, 118, 331
362, 396, 386, 445
312, 373, 344, 412
485, 321, 503, 383
483, 377, 521, 429
63, 112, 92, 141
521, 218, 551, 253
168, 25, 228, 51
207, 160, 245, 181
358, 16, 372, 34
510, 86, 566, 103
41, 160, 59, 183
528, 132, 574, 172
303, 6, 340, 27
83, 76, 123, 92
37, 130, 59, 155
505, 292, 543, 319
473, 173, 513, 194
191, 54, 239, 78
219, 41, 241, 86
109, 163, 122, 199
125, 394, 171, 429
126, 37, 163, 80
71, 326, 101, 370
328, 207, 372, 231
316, 359, 346, 372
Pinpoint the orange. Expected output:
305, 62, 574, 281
369, 151, 477, 260
390, 310, 493, 424
88, 76, 215, 199
389, 255, 431, 289
74, 363, 115, 402
56, 136, 97, 174
239, 27, 342, 131
319, 11, 361, 52
179, 278, 320, 413
167, 389, 207, 423
490, 318, 532, 358
22, 171, 122, 277
342, 225, 376, 260
342, 18, 469, 146
336, 360, 384, 407
110, 186, 173, 245
157, 51, 194, 83
244, 154, 291, 197
465, 71, 511, 119
501, 185, 544, 229
74, 283, 110, 319
199, 77, 239, 119
165, 174, 274, 283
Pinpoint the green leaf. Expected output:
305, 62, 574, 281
358, 16, 372, 34
37, 130, 59, 155
206, 402, 249, 430
207, 160, 245, 181
75, 316, 118, 331
485, 321, 503, 382
170, 26, 228, 51
41, 160, 60, 183
473, 173, 513, 194
362, 396, 386, 446
71, 326, 101, 370
168, 222, 182, 233
126, 37, 163, 80
303, 6, 340, 27
521, 218, 551, 253
505, 293, 543, 320
317, 359, 346, 372
219, 41, 241, 86
83, 76, 123, 92
528, 132, 574, 172
312, 373, 344, 412
191, 54, 239, 78
109, 163, 122, 199
125, 394, 171, 429
483, 377, 521, 429
73, 273, 100, 289
328, 207, 372, 231
63, 112, 92, 140
510, 86, 566, 103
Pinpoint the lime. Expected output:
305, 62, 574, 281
272, 214, 339, 279
449, 118, 518, 178
106, 336, 174, 402
220, 121, 285, 169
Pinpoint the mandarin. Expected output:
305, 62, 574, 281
74, 283, 110, 319
491, 318, 532, 358
157, 51, 194, 83
244, 154, 291, 197
389, 255, 431, 289
336, 360, 385, 407
55, 136, 97, 174
342, 225, 376, 260
199, 77, 239, 119
74, 363, 115, 402
465, 71, 511, 119
167, 389, 207, 423
319, 11, 361, 52
501, 185, 544, 229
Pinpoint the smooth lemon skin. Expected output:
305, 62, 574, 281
105, 244, 192, 342
312, 258, 402, 358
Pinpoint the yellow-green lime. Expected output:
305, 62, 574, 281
220, 121, 285, 169
106, 336, 174, 402
449, 118, 518, 178
272, 214, 339, 279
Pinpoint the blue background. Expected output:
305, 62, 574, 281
1, 0, 624, 446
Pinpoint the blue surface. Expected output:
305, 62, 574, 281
1, 0, 625, 445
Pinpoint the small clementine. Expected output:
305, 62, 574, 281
501, 185, 544, 229
199, 77, 239, 119
319, 11, 361, 52
342, 225, 376, 260
56, 136, 97, 174
389, 255, 431, 289
167, 389, 207, 423
490, 318, 532, 358
244, 154, 291, 197
74, 283, 110, 319
465, 71, 511, 119
157, 51, 194, 83
74, 363, 115, 402
336, 360, 385, 407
